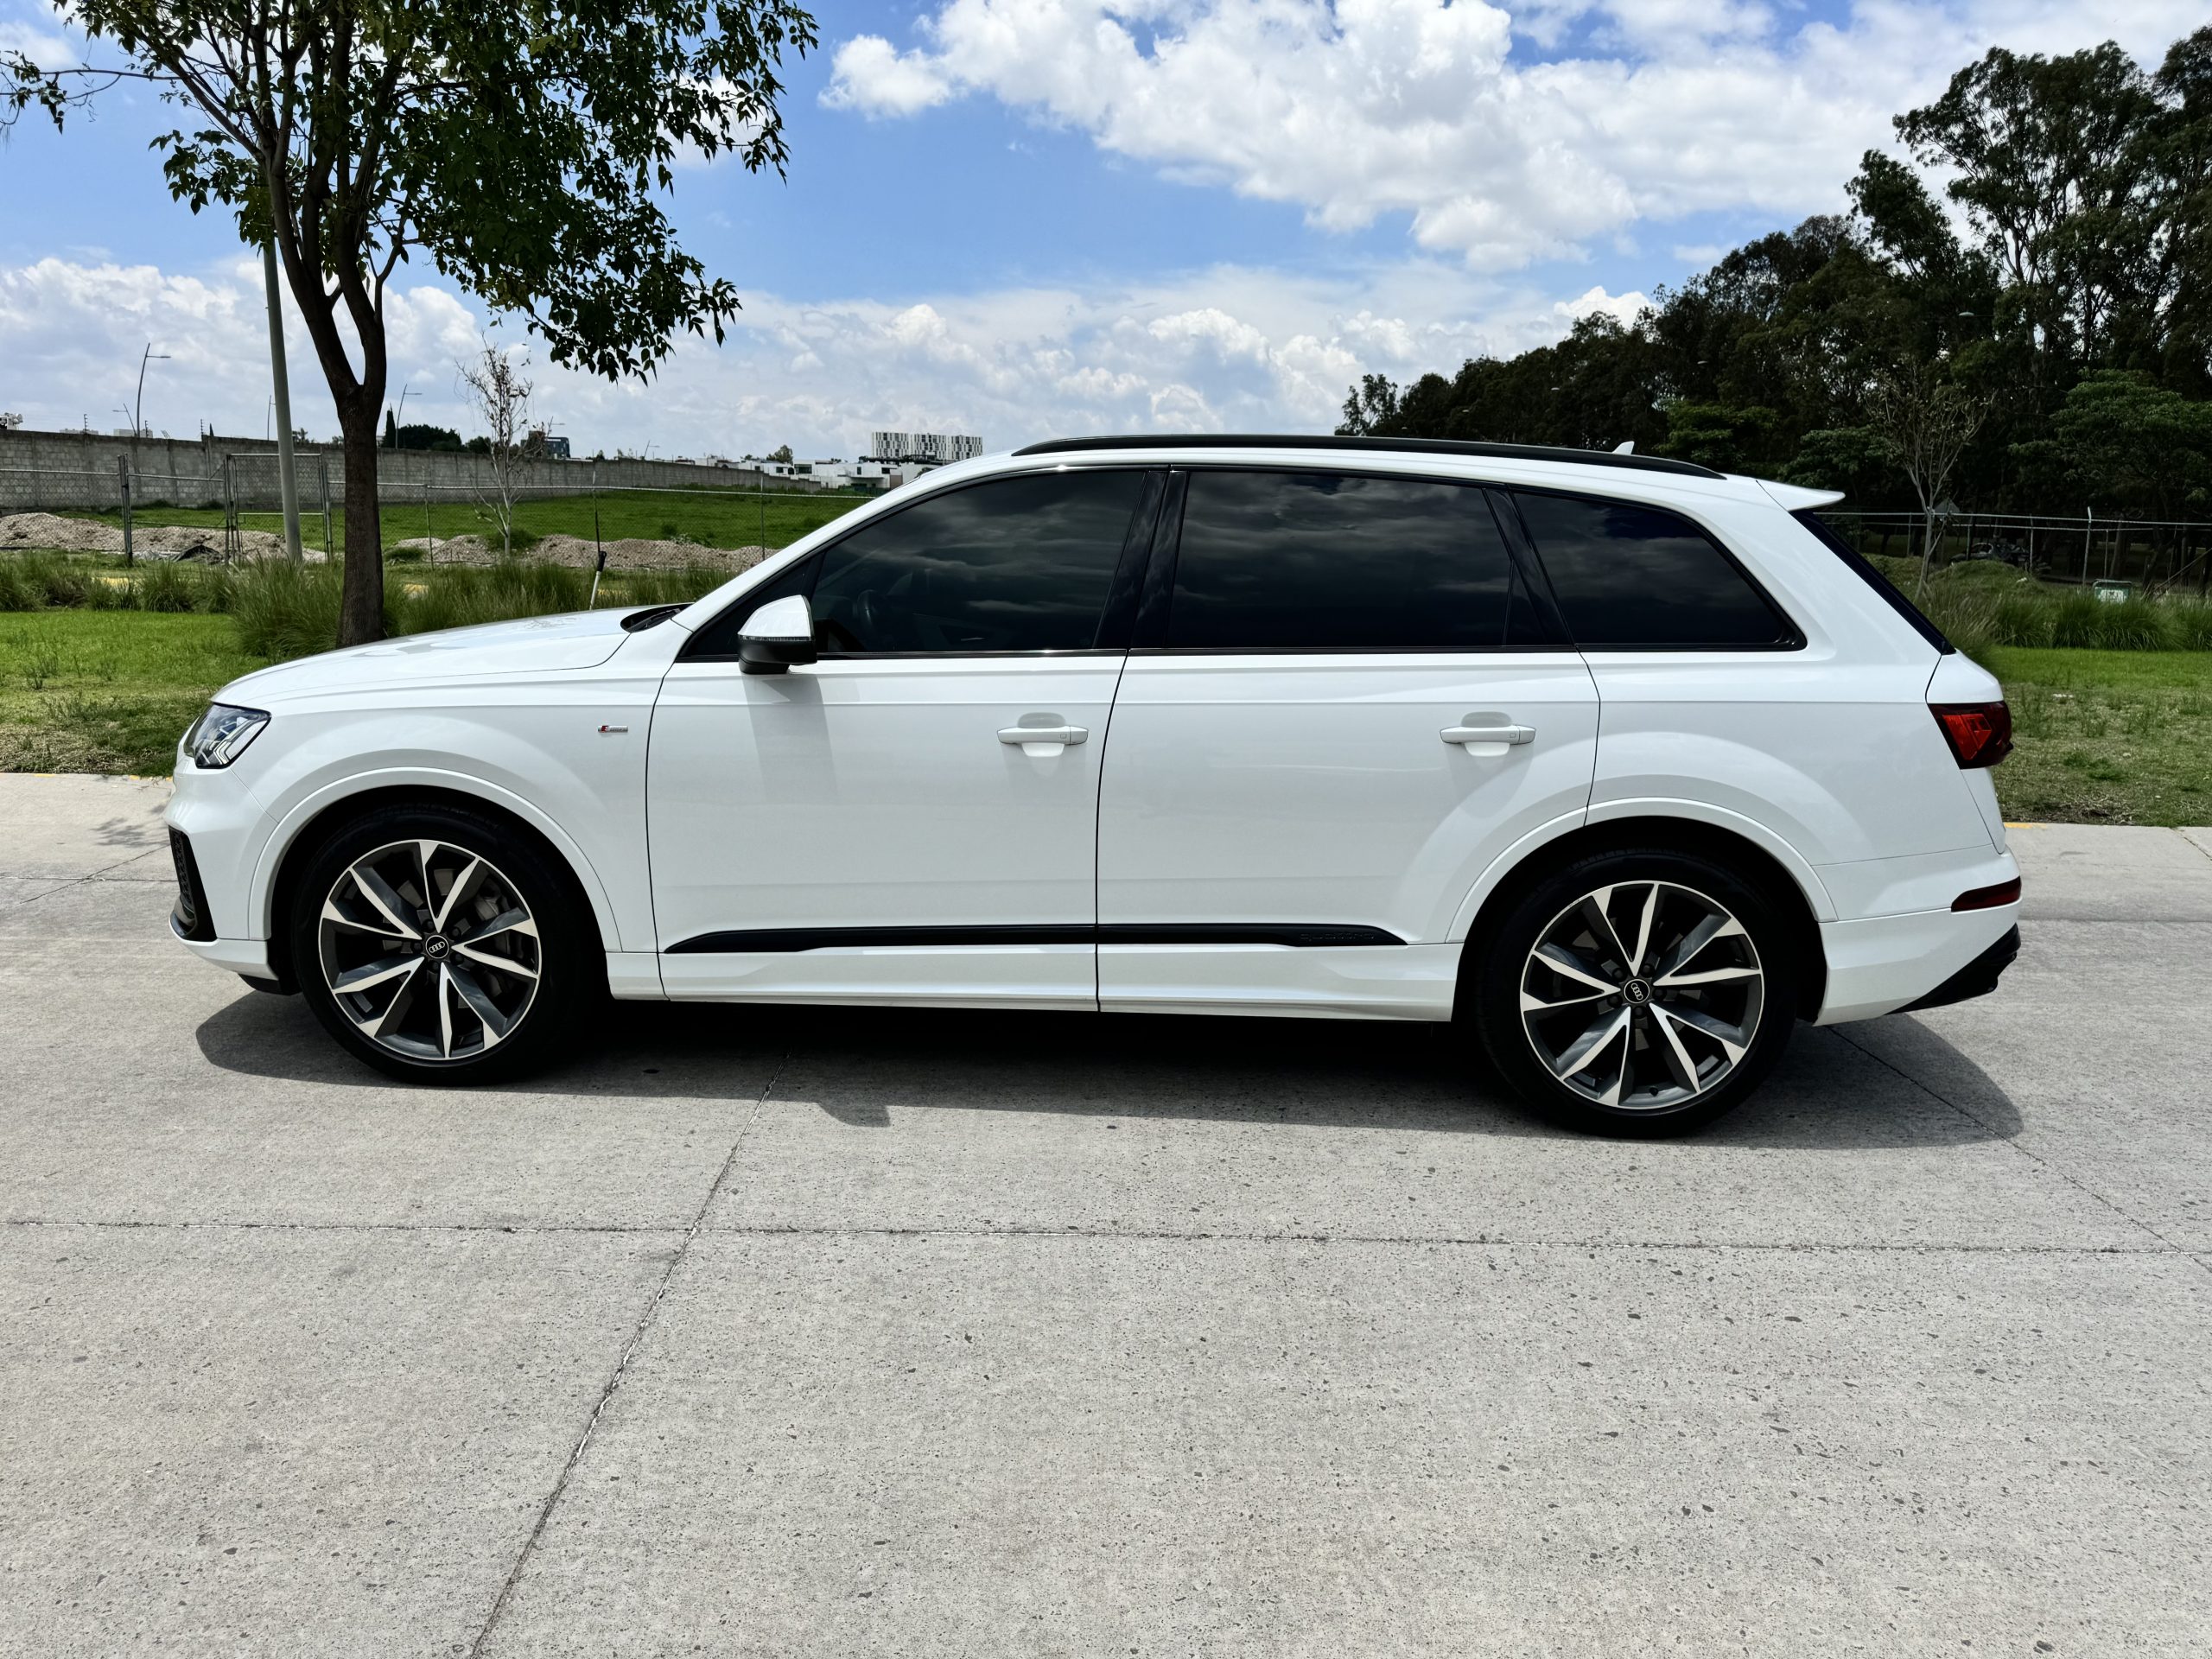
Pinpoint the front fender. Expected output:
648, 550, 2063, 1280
236, 689, 657, 951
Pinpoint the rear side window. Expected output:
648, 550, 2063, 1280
1166, 470, 1541, 650
1792, 509, 1954, 653
1512, 490, 1796, 648
810, 469, 1147, 653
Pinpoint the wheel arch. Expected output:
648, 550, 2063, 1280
258, 778, 620, 992
1451, 814, 1828, 1021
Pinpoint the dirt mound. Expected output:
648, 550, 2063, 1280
390, 531, 772, 573
0, 512, 289, 562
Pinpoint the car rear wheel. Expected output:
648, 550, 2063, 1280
289, 803, 597, 1083
1470, 848, 1799, 1135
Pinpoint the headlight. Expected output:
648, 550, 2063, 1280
183, 703, 270, 769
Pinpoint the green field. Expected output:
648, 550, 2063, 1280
0, 610, 259, 773
51, 485, 866, 556
1977, 646, 2212, 826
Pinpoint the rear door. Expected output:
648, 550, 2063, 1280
1095, 467, 1600, 1019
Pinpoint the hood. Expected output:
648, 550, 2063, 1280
220, 607, 644, 704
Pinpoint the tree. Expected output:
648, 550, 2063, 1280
459, 340, 532, 557
768, 442, 794, 464
2038, 370, 2212, 517
1865, 359, 1993, 595
6, 0, 816, 645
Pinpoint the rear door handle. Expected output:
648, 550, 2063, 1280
999, 722, 1088, 753
1442, 721, 1535, 748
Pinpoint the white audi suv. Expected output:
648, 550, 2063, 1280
165, 436, 2021, 1133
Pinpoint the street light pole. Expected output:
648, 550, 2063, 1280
261, 237, 303, 563
133, 345, 169, 438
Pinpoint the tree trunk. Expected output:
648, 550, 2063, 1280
1915, 507, 1938, 599
337, 402, 385, 647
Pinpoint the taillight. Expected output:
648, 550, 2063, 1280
1930, 701, 2012, 768
1953, 877, 2021, 911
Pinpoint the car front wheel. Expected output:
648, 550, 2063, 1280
1471, 848, 1799, 1135
289, 803, 596, 1083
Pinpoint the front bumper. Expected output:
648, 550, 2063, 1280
164, 760, 282, 981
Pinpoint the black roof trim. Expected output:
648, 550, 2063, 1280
1011, 434, 1726, 480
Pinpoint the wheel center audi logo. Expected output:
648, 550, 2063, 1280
1622, 977, 1652, 1006
423, 935, 452, 961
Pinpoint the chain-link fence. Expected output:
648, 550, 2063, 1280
1816, 510, 2211, 594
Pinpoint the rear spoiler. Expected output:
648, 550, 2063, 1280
1757, 480, 1847, 512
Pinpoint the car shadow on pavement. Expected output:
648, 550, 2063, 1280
194, 985, 2022, 1149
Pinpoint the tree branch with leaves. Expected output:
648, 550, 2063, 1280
4, 0, 815, 645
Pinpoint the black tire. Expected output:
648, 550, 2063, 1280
1468, 846, 1800, 1136
289, 800, 601, 1084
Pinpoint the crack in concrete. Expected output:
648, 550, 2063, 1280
1832, 1025, 2209, 1277
461, 1045, 791, 1659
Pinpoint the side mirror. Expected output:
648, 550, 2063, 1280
738, 594, 817, 675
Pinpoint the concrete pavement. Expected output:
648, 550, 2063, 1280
1, 773, 2208, 1656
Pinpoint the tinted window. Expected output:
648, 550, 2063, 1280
1792, 508, 1953, 653
1512, 491, 1792, 647
809, 470, 1146, 653
1167, 471, 1531, 650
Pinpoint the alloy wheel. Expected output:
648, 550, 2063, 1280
316, 838, 542, 1062
1517, 880, 1764, 1113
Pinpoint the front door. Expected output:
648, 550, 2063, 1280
1096, 467, 1600, 1018
650, 467, 1158, 1007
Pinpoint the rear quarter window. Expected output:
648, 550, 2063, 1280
1790, 509, 1954, 654
1511, 489, 1798, 649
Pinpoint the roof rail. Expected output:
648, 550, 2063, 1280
1011, 433, 1726, 480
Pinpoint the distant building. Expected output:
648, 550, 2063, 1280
871, 430, 982, 466
528, 429, 572, 459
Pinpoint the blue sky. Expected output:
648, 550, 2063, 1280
0, 0, 2199, 457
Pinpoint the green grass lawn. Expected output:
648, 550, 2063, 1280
0, 610, 261, 774
55, 486, 866, 557
1977, 646, 2212, 826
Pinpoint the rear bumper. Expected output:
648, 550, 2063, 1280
1812, 902, 2021, 1025
1900, 925, 2021, 1014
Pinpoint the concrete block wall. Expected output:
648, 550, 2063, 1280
0, 427, 821, 512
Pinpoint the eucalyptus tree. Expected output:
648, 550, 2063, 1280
5, 0, 816, 644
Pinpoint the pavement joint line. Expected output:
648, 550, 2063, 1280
0, 843, 169, 908
1832, 1025, 2209, 1277
462, 1043, 794, 1659
0, 1212, 2177, 1258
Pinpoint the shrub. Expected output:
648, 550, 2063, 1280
0, 558, 41, 612
398, 560, 591, 635
134, 561, 198, 613
230, 558, 357, 660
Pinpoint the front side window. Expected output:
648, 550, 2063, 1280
806, 469, 1147, 653
1166, 470, 1535, 650
1511, 490, 1795, 648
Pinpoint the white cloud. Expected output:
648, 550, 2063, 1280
1554, 284, 1648, 327
823, 0, 2206, 270
0, 0, 73, 68
0, 254, 1614, 456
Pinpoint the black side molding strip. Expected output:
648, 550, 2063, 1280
1096, 924, 1402, 947
666, 922, 1407, 954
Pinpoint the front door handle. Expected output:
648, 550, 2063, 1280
999, 721, 1088, 754
1442, 720, 1535, 749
